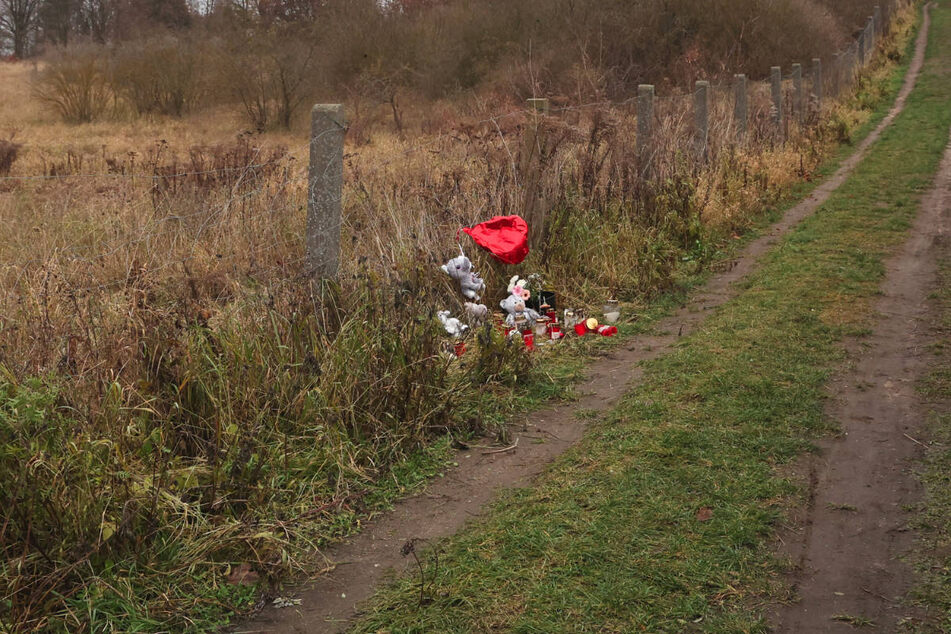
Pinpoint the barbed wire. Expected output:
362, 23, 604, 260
2, 171, 310, 272
0, 227, 310, 297
322, 16, 889, 173
0, 143, 313, 182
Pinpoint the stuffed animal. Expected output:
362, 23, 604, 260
441, 249, 485, 301
507, 275, 532, 301
464, 301, 489, 325
500, 276, 540, 328
437, 310, 469, 337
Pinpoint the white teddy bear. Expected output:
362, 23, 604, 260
499, 275, 540, 327
437, 310, 469, 337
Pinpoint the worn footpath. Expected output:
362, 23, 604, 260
773, 26, 951, 633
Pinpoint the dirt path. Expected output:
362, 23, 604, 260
772, 95, 951, 634
235, 10, 933, 633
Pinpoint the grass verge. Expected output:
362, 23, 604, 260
905, 251, 951, 632
349, 3, 951, 632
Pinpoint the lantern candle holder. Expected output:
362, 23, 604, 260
603, 299, 620, 324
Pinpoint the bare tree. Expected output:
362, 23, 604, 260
224, 24, 316, 129
77, 0, 114, 43
38, 0, 78, 46
0, 0, 40, 57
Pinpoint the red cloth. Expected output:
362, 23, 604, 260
462, 215, 530, 265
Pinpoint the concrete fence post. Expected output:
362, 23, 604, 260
527, 97, 550, 115
812, 57, 822, 111
770, 66, 783, 139
858, 28, 866, 65
791, 63, 803, 123
694, 80, 709, 159
307, 104, 345, 280
874, 5, 882, 35
812, 58, 822, 112
868, 16, 876, 54
832, 53, 841, 97
637, 84, 654, 179
734, 73, 747, 142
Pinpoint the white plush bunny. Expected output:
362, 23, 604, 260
437, 310, 469, 337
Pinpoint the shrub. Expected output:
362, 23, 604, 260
32, 48, 110, 123
222, 25, 316, 130
0, 135, 21, 175
110, 36, 207, 117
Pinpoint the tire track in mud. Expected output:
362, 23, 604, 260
772, 58, 950, 634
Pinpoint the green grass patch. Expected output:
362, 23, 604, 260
904, 252, 951, 633
350, 3, 951, 632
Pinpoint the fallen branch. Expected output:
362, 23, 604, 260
481, 438, 519, 455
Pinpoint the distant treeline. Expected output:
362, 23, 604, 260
10, 0, 885, 126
